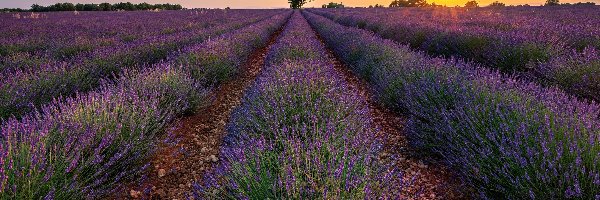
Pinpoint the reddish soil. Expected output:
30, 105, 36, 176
120, 26, 285, 199
313, 29, 465, 199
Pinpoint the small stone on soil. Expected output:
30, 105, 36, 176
156, 189, 167, 197
158, 168, 166, 177
418, 161, 428, 169
130, 189, 141, 198
210, 155, 218, 162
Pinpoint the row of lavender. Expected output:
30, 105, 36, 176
0, 11, 291, 199
304, 11, 600, 199
308, 8, 600, 102
193, 11, 404, 199
0, 10, 281, 120
0, 11, 234, 74
0, 10, 281, 73
0, 10, 265, 63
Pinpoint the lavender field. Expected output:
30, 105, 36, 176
1, 6, 600, 200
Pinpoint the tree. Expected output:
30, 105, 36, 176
573, 2, 595, 5
428, 2, 446, 7
83, 4, 100, 11
28, 2, 184, 12
99, 3, 113, 11
322, 2, 345, 8
389, 0, 427, 7
289, 0, 310, 9
465, 0, 479, 7
113, 2, 136, 10
1, 8, 25, 12
61, 3, 76, 11
545, 0, 560, 6
31, 4, 42, 12
488, 1, 505, 6
75, 3, 84, 10
137, 2, 152, 10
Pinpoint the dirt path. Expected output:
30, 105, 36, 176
311, 27, 464, 199
123, 25, 286, 200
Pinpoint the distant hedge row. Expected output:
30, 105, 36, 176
20, 2, 183, 12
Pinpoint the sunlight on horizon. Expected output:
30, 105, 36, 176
1, 0, 599, 9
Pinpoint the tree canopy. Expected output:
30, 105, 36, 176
465, 0, 479, 7
389, 0, 428, 7
289, 0, 310, 9
545, 0, 560, 6
30, 2, 183, 12
322, 2, 345, 8
488, 1, 506, 6
369, 4, 385, 8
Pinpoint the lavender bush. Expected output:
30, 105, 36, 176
533, 47, 600, 102
173, 12, 290, 86
304, 11, 600, 199
193, 12, 405, 199
0, 10, 284, 120
0, 10, 277, 64
308, 7, 600, 102
0, 11, 291, 199
0, 64, 206, 199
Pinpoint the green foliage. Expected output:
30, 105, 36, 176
0, 8, 26, 12
389, 0, 428, 7
30, 2, 183, 12
289, 0, 310, 9
495, 43, 550, 72
545, 0, 560, 6
368, 4, 385, 8
465, 0, 479, 7
488, 1, 506, 7
552, 60, 600, 100
54, 45, 94, 59
322, 2, 345, 8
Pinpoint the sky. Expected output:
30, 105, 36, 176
1, 0, 599, 9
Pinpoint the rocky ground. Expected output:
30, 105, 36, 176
123, 26, 285, 200
318, 31, 465, 199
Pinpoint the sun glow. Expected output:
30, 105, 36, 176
1, 0, 599, 8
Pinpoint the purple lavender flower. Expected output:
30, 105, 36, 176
194, 11, 406, 199
0, 10, 291, 199
303, 10, 600, 199
0, 10, 286, 120
307, 7, 600, 102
